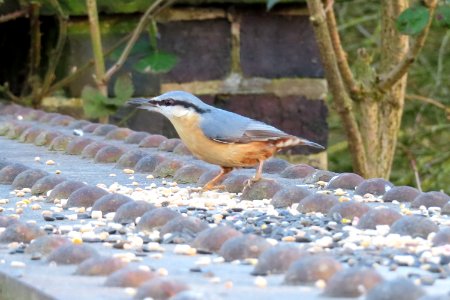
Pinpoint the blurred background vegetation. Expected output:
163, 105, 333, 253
327, 0, 449, 192
0, 0, 449, 192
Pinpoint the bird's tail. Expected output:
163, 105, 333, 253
275, 136, 325, 150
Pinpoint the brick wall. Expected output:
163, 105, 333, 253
45, 4, 328, 168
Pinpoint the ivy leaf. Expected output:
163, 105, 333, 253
113, 73, 134, 102
109, 40, 151, 61
81, 85, 108, 105
84, 100, 116, 119
134, 52, 178, 74
266, 0, 279, 11
396, 5, 430, 36
81, 86, 114, 118
435, 5, 450, 28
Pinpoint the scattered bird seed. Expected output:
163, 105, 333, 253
254, 276, 267, 288
10, 261, 26, 268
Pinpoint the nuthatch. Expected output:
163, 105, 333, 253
128, 91, 324, 190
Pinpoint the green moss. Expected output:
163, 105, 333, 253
40, 0, 159, 16
40, 0, 303, 16
97, 0, 157, 14
179, 0, 301, 4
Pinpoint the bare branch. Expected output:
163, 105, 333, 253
400, 145, 422, 192
432, 30, 450, 94
307, 0, 368, 176
325, 1, 360, 97
0, 8, 28, 23
412, 165, 422, 192
378, 0, 438, 91
86, 0, 106, 88
39, 0, 68, 101
324, 0, 334, 13
50, 0, 172, 96
406, 94, 450, 117
22, 3, 41, 99
47, 35, 130, 94
0, 83, 21, 103
103, 0, 173, 82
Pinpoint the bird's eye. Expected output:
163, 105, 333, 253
163, 99, 175, 106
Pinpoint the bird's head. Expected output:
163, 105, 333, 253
127, 91, 211, 119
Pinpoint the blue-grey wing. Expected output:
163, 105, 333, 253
200, 108, 290, 143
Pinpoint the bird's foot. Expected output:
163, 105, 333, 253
242, 176, 274, 192
243, 176, 262, 189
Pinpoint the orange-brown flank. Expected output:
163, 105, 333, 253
169, 113, 279, 168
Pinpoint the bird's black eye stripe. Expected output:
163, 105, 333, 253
151, 98, 210, 113
164, 99, 175, 106
150, 98, 176, 106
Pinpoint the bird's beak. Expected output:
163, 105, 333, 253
127, 97, 158, 107
300, 139, 325, 149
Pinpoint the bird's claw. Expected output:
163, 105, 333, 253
242, 176, 275, 192
243, 177, 261, 189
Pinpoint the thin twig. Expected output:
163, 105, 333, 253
50, 0, 172, 95
47, 35, 130, 94
39, 0, 68, 102
307, 0, 368, 176
402, 147, 422, 192
337, 14, 378, 31
22, 3, 41, 99
324, 0, 334, 13
30, 6, 41, 73
0, 83, 21, 102
0, 8, 28, 23
432, 30, 450, 96
103, 0, 173, 82
405, 94, 450, 116
116, 109, 137, 126
86, 0, 106, 88
324, 0, 360, 96
410, 157, 422, 192
378, 0, 438, 91
427, 151, 450, 167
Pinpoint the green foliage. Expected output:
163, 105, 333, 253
83, 15, 175, 121
396, 5, 430, 36
435, 4, 450, 28
39, 0, 160, 16
107, 32, 177, 75
134, 52, 178, 74
81, 74, 134, 119
109, 40, 149, 61
113, 73, 134, 102
81, 86, 114, 119
329, 1, 449, 193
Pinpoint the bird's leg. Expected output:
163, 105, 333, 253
254, 160, 264, 181
244, 160, 265, 188
202, 167, 233, 191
